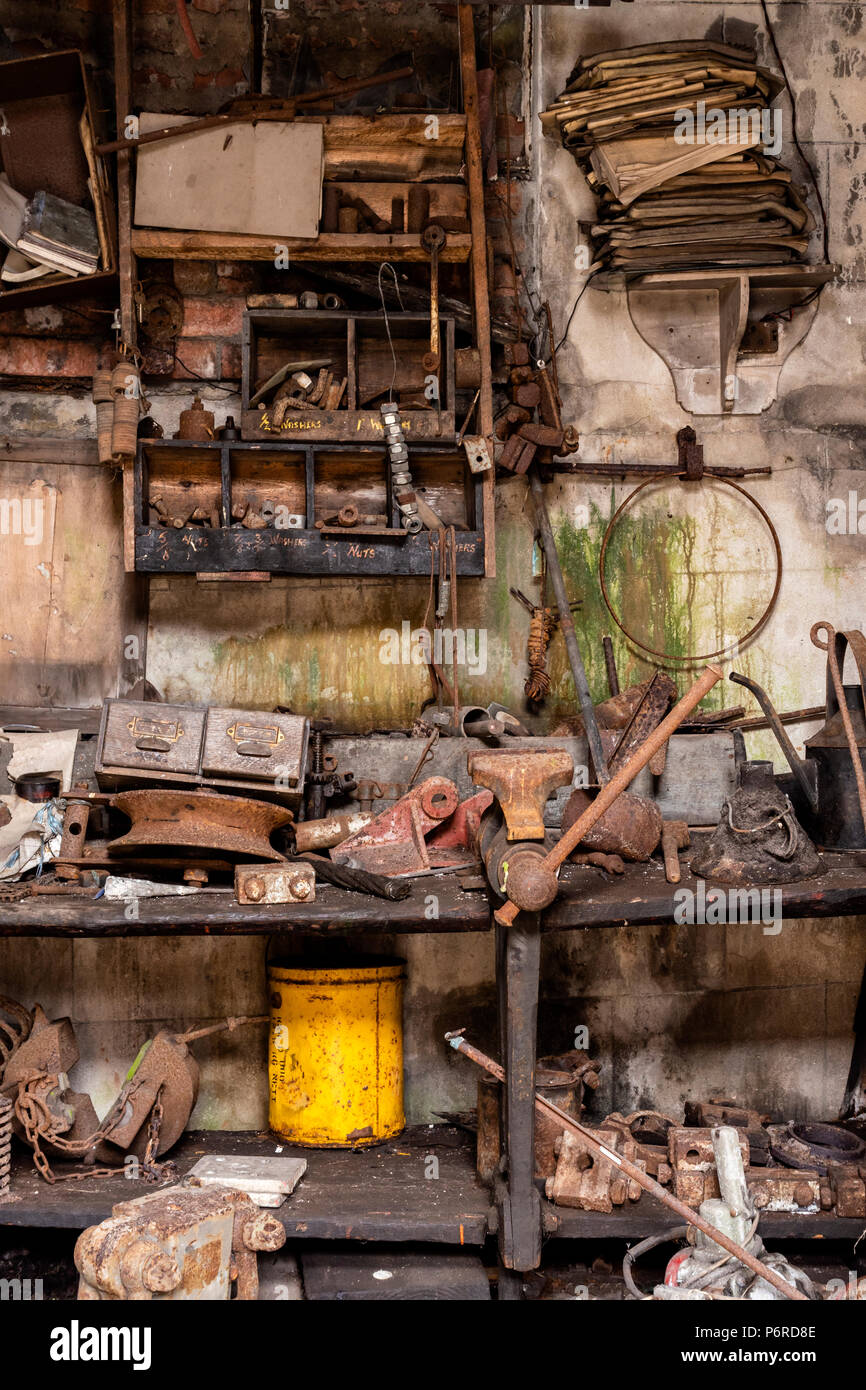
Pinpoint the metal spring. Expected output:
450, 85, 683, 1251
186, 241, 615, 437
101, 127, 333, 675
0, 1096, 11, 1196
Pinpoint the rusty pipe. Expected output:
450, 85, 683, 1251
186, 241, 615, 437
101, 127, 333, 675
445, 1031, 808, 1303
494, 664, 723, 927
293, 810, 373, 853
729, 671, 818, 812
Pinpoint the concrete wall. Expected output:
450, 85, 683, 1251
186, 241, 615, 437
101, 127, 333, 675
1, 1, 865, 1132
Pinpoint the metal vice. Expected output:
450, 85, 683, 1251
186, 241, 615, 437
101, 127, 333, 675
468, 749, 574, 913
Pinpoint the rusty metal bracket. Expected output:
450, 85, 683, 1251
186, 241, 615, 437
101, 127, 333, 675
331, 777, 459, 876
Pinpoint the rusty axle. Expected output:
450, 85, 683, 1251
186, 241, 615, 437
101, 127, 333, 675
445, 1031, 808, 1303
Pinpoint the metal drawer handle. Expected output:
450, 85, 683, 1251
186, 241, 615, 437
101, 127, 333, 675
135, 736, 172, 752
235, 740, 273, 757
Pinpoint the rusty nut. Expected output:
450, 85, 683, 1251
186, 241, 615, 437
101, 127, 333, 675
243, 1211, 286, 1253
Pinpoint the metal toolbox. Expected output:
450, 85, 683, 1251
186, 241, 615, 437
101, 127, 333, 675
202, 707, 308, 793
98, 700, 205, 776
95, 700, 308, 807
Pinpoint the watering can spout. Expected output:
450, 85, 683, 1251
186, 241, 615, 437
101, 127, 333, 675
729, 671, 820, 812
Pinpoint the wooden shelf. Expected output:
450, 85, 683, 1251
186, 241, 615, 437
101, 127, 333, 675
131, 229, 472, 263
1, 1127, 493, 1243
3, 1125, 862, 1245
3, 854, 866, 937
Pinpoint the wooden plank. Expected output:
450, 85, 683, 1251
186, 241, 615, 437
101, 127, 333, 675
0, 460, 143, 709
131, 230, 472, 263
544, 851, 866, 931
1, 1127, 493, 1243
458, 3, 496, 579
0, 439, 100, 467
0, 705, 102, 734
0, 879, 492, 936
112, 0, 136, 348
546, 1196, 866, 1242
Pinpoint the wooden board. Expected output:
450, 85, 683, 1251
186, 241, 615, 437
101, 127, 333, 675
3, 853, 866, 937
0, 459, 144, 708
1, 1126, 492, 1243
135, 115, 324, 239
131, 230, 472, 263
0, 876, 492, 936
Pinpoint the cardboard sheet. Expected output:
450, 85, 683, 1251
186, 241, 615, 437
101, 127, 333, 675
134, 114, 324, 238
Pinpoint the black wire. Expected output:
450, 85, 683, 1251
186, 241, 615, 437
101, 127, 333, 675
759, 0, 830, 264
172, 353, 238, 394
552, 269, 600, 356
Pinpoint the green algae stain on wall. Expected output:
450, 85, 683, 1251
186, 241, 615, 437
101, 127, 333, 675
547, 496, 697, 717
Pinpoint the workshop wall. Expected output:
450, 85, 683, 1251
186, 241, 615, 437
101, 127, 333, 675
0, 1, 864, 1130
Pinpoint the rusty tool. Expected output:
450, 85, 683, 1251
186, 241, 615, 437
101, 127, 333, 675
293, 853, 412, 901
469, 749, 574, 911
421, 224, 446, 375
602, 635, 620, 697
96, 68, 415, 156
661, 820, 690, 884
445, 1031, 807, 1302
494, 664, 724, 926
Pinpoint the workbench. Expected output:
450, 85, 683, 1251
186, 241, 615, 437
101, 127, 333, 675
3, 851, 866, 1295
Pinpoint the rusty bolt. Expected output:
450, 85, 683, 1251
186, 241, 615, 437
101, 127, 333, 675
288, 874, 312, 901
141, 1249, 182, 1294
794, 1183, 815, 1208
751, 1184, 769, 1209
246, 877, 266, 902
243, 1211, 286, 1253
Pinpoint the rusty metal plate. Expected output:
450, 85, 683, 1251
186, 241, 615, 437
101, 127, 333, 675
202, 708, 309, 790
108, 790, 292, 861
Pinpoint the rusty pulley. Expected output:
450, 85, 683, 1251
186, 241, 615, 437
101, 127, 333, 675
108, 789, 293, 861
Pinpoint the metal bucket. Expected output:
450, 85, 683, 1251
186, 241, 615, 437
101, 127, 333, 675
268, 955, 405, 1148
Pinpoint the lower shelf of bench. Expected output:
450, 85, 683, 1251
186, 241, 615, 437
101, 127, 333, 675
3, 1128, 864, 1245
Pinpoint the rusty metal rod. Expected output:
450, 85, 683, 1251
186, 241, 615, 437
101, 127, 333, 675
731, 704, 824, 733
96, 67, 415, 155
529, 468, 609, 784
602, 635, 620, 697
446, 1031, 808, 1303
494, 663, 723, 927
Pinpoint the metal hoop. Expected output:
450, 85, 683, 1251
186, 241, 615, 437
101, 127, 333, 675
598, 472, 782, 667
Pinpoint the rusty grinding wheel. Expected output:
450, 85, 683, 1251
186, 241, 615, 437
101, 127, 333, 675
107, 790, 293, 861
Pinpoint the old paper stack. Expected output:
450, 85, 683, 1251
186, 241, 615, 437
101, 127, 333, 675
542, 40, 813, 274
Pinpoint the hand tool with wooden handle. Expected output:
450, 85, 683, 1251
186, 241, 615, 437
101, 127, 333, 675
661, 820, 690, 883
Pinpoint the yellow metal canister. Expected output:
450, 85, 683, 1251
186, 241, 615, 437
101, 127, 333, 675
268, 955, 405, 1147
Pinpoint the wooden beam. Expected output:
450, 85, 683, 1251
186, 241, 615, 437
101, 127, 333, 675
0, 439, 101, 466
458, 2, 496, 578
131, 230, 472, 263
112, 0, 136, 349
